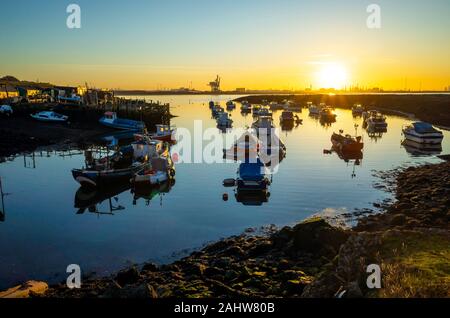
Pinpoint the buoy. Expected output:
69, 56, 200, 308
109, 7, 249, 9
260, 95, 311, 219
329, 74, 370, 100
223, 178, 236, 187
223, 193, 229, 201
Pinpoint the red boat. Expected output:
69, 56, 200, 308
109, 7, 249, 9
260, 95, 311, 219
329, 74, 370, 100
331, 132, 364, 153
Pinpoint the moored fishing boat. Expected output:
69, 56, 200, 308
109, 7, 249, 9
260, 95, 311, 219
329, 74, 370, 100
71, 145, 148, 188
240, 102, 252, 113
131, 157, 175, 186
352, 104, 364, 116
134, 125, 176, 143
308, 103, 321, 116
236, 159, 271, 192
226, 100, 236, 110
252, 116, 275, 135
280, 110, 302, 125
99, 112, 145, 130
364, 111, 387, 130
402, 122, 443, 145
216, 112, 233, 128
331, 131, 364, 153
319, 107, 337, 121
30, 111, 68, 122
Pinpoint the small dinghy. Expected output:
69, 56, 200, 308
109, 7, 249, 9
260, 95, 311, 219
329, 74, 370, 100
131, 157, 175, 186
30, 111, 68, 122
99, 112, 145, 130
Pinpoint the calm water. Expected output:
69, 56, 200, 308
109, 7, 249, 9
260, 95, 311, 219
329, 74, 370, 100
0, 95, 449, 289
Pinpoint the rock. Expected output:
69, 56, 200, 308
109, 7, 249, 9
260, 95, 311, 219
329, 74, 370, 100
248, 241, 272, 257
221, 246, 246, 259
224, 270, 239, 281
120, 283, 158, 298
271, 226, 294, 247
345, 281, 363, 298
277, 259, 291, 271
291, 218, 349, 257
390, 214, 406, 226
115, 266, 141, 286
203, 266, 224, 278
0, 281, 48, 298
213, 257, 232, 269
142, 262, 159, 272
283, 277, 311, 295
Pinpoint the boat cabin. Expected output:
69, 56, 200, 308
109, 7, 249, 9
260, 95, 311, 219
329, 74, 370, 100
103, 112, 118, 122
155, 124, 171, 136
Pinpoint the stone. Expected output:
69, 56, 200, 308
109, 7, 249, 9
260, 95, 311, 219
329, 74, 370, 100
0, 281, 48, 298
142, 262, 159, 272
115, 266, 141, 286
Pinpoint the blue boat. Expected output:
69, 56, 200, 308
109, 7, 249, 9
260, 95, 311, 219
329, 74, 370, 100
99, 112, 146, 130
236, 159, 270, 191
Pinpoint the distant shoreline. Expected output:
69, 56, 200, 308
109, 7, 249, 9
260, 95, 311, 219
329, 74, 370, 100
232, 94, 450, 128
115, 91, 450, 96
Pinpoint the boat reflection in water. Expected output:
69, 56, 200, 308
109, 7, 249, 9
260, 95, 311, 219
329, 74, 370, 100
132, 179, 176, 206
0, 177, 7, 222
366, 126, 387, 142
223, 130, 278, 206
326, 130, 364, 178
402, 139, 442, 157
74, 182, 130, 215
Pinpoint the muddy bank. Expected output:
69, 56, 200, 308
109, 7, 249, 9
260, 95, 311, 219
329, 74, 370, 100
234, 94, 450, 128
17, 161, 445, 298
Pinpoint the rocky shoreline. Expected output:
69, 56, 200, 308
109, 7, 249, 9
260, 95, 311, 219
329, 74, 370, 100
4, 161, 446, 298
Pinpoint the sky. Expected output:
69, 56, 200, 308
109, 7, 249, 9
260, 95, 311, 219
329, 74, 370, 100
0, 0, 449, 90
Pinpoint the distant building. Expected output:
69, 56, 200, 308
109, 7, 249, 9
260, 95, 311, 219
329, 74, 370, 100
0, 85, 19, 99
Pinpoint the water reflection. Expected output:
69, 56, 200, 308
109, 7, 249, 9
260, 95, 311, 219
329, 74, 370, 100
75, 183, 130, 215
1, 94, 449, 289
0, 177, 7, 222
132, 179, 176, 206
401, 139, 442, 156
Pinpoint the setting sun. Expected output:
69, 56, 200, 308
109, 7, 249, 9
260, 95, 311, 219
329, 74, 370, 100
316, 63, 349, 89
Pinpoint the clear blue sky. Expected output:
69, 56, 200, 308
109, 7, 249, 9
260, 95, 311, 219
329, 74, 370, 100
1, 0, 449, 90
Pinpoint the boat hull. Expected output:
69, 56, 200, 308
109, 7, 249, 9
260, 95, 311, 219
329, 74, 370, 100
403, 130, 443, 145
72, 164, 146, 188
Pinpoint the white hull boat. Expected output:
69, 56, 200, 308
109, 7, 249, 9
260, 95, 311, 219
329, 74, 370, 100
402, 122, 444, 145
30, 111, 68, 122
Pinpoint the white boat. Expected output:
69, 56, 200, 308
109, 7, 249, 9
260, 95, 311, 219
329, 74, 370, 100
309, 104, 321, 115
269, 101, 285, 110
257, 107, 272, 117
365, 111, 387, 130
402, 122, 443, 145
0, 105, 13, 116
131, 157, 175, 186
30, 111, 68, 122
226, 101, 236, 110
241, 103, 252, 113
352, 104, 364, 115
252, 116, 275, 135
216, 112, 233, 128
